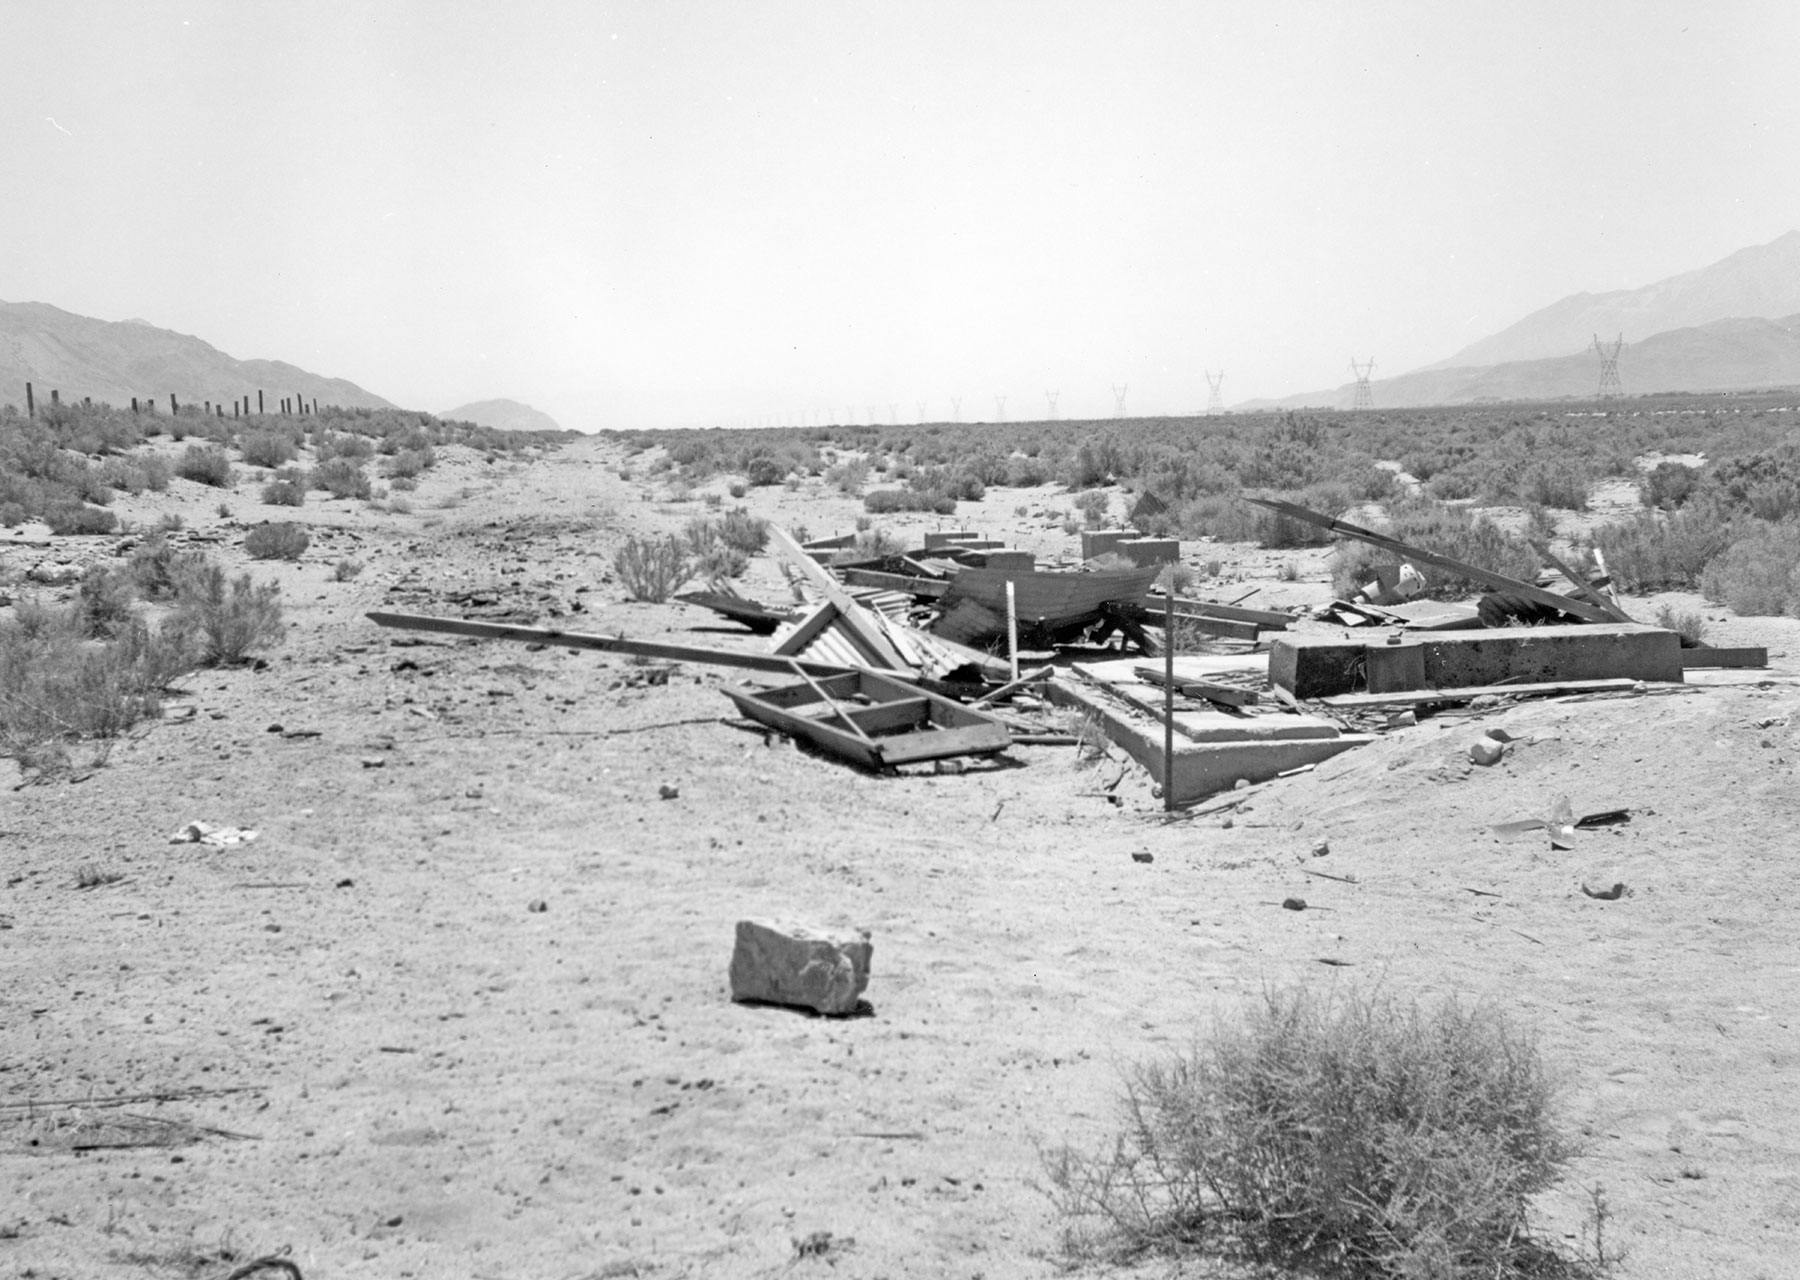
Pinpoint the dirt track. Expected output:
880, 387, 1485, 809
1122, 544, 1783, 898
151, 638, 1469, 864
4, 436, 1799, 1279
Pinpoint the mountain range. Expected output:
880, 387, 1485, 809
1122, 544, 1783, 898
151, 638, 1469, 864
440, 398, 563, 433
1244, 230, 1800, 410
0, 300, 394, 413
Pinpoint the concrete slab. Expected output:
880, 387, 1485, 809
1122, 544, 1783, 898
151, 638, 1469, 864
1075, 654, 1269, 685
1047, 677, 1369, 804
1270, 623, 1684, 698
1117, 538, 1180, 567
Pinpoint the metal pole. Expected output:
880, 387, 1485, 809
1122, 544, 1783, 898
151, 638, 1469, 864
1164, 572, 1176, 813
1006, 580, 1020, 683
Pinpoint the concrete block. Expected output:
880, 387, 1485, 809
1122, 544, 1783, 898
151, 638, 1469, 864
1364, 641, 1425, 692
1048, 677, 1369, 804
1074, 655, 1270, 684
1117, 538, 1180, 567
1080, 529, 1137, 560
1270, 624, 1684, 698
729, 920, 872, 1016
961, 549, 1035, 570
923, 531, 977, 549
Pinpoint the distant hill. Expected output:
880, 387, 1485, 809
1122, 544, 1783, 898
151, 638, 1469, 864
0, 300, 394, 412
440, 398, 563, 432
1241, 313, 1800, 411
1428, 230, 1800, 369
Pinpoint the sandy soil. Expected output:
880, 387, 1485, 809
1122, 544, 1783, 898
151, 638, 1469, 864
4, 437, 1799, 1279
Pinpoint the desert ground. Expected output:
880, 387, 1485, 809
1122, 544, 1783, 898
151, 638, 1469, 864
4, 433, 1800, 1279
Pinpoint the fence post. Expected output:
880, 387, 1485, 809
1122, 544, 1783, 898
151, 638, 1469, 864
132, 397, 139, 413
25, 382, 33, 418
258, 390, 264, 414
170, 393, 178, 415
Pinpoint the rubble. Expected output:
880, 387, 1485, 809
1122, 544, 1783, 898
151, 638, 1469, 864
728, 919, 872, 1016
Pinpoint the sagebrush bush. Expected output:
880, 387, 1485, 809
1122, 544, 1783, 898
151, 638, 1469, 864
128, 532, 207, 602
176, 444, 235, 488
261, 478, 306, 507
1332, 498, 1539, 599
1653, 603, 1707, 645
1046, 985, 1586, 1279
244, 522, 310, 561
613, 535, 691, 602
715, 507, 768, 553
77, 566, 138, 638
1588, 498, 1737, 592
312, 456, 372, 500
166, 562, 285, 664
1699, 519, 1800, 616
1640, 460, 1701, 509
241, 432, 298, 468
43, 500, 118, 536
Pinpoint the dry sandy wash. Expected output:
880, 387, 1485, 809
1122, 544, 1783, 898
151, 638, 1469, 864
3, 435, 1799, 1279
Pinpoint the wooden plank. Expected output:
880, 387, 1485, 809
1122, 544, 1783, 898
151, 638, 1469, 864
1681, 647, 1769, 669
1244, 496, 1618, 626
744, 671, 864, 706
1133, 665, 1261, 707
839, 567, 951, 597
771, 601, 841, 656
784, 658, 878, 746
367, 611, 870, 680
1109, 602, 1261, 642
1536, 546, 1634, 625
1317, 678, 1640, 708
1140, 594, 1293, 628
767, 526, 910, 671
874, 722, 1013, 765
845, 697, 932, 734
721, 685, 883, 769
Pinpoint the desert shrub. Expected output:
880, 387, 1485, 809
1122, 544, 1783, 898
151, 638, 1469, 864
311, 457, 372, 500
1640, 460, 1701, 510
864, 487, 955, 515
43, 500, 118, 536
728, 481, 748, 499
1519, 463, 1591, 511
315, 431, 375, 461
1588, 498, 1737, 592
335, 558, 364, 581
1653, 603, 1707, 645
77, 565, 138, 638
165, 562, 285, 664
716, 507, 769, 553
261, 478, 306, 507
139, 455, 172, 492
176, 444, 235, 488
1073, 489, 1112, 528
694, 545, 749, 581
241, 432, 298, 468
244, 522, 310, 561
128, 533, 208, 602
1331, 497, 1539, 599
1045, 985, 1584, 1279
1699, 520, 1800, 616
380, 447, 435, 479
613, 535, 691, 602
0, 604, 193, 772
745, 456, 786, 487
826, 457, 870, 495
1181, 484, 1352, 550
1426, 469, 1480, 501
1704, 451, 1800, 522
1004, 454, 1052, 487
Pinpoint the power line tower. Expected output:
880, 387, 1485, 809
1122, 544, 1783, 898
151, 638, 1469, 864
888, 403, 898, 424
951, 397, 961, 423
1112, 383, 1128, 418
1592, 333, 1624, 399
1204, 370, 1225, 414
1349, 358, 1376, 411
994, 394, 1007, 423
916, 400, 927, 422
1045, 390, 1059, 420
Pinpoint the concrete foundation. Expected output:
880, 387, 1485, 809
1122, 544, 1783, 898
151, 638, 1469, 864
1117, 538, 1180, 567
1270, 623, 1684, 699
1049, 670, 1369, 805
1080, 529, 1139, 560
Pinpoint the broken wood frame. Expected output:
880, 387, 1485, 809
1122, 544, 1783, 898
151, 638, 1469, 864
1132, 665, 1261, 707
1244, 496, 1620, 626
721, 668, 1013, 769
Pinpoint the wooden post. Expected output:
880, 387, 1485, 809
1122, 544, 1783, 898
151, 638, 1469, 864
132, 397, 139, 413
258, 390, 264, 414
50, 389, 59, 405
205, 400, 211, 415
25, 382, 33, 418
1005, 580, 1020, 682
1163, 570, 1176, 813
170, 393, 178, 415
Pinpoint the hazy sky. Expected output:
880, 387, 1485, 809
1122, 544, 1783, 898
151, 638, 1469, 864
6, 1, 1799, 430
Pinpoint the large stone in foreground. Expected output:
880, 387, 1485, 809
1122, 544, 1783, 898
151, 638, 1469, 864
729, 920, 872, 1016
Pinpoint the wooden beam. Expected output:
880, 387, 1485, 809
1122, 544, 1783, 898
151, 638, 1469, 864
1137, 594, 1292, 628
1244, 496, 1618, 626
839, 567, 951, 597
366, 611, 869, 679
1536, 546, 1634, 624
845, 697, 932, 734
1133, 665, 1261, 707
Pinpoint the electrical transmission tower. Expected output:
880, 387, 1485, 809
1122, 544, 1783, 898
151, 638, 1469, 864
994, 394, 1007, 422
916, 400, 927, 422
1348, 358, 1376, 411
889, 403, 898, 424
1592, 333, 1624, 398
950, 397, 962, 423
1045, 390, 1059, 420
1204, 370, 1225, 414
1112, 384, 1128, 418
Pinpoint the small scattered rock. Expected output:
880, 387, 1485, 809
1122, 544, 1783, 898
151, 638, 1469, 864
1131, 851, 1154, 864
1233, 778, 1251, 790
1281, 897, 1308, 911
933, 760, 965, 775
361, 757, 386, 769
1310, 839, 1331, 858
658, 783, 680, 799
1469, 739, 1504, 766
527, 900, 548, 913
